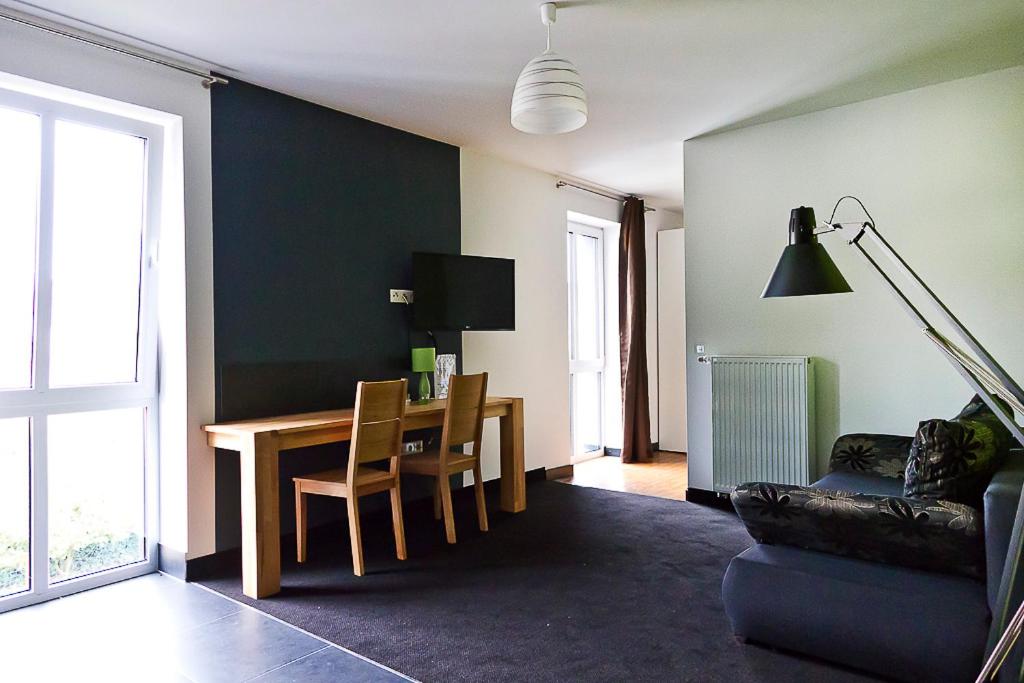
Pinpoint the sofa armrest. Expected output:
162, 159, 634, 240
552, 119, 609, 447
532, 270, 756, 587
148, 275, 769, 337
830, 433, 913, 479
731, 482, 984, 579
984, 452, 1024, 609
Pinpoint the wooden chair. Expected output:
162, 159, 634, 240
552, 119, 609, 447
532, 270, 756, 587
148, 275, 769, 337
402, 372, 489, 544
292, 378, 408, 576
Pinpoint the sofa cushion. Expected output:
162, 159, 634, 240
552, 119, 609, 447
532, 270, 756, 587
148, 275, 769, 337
905, 394, 1014, 506
813, 470, 905, 497
731, 482, 984, 578
829, 433, 913, 478
722, 544, 989, 682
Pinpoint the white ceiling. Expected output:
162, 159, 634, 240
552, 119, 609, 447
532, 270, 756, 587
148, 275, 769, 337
8, 0, 1024, 210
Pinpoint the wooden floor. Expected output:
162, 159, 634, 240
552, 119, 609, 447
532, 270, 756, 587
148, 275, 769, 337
556, 451, 687, 501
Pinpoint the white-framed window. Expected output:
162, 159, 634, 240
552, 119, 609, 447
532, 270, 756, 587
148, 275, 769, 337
0, 86, 162, 612
567, 221, 606, 461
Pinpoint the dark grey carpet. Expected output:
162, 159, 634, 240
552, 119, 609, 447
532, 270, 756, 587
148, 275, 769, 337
199, 481, 878, 682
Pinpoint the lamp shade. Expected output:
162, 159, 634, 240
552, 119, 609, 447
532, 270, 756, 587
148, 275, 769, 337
411, 347, 436, 373
762, 206, 853, 298
511, 50, 588, 134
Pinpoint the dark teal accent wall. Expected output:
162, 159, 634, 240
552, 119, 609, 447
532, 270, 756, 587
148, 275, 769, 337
211, 79, 461, 552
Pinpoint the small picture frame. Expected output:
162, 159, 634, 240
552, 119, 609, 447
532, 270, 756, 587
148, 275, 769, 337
435, 354, 456, 399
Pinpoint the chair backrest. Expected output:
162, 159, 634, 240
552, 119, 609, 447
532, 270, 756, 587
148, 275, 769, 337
440, 373, 488, 456
349, 379, 408, 472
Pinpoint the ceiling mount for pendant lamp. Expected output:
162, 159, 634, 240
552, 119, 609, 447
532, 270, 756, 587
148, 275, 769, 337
511, 2, 588, 135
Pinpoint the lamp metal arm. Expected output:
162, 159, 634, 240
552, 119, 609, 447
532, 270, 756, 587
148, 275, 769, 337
979, 599, 1024, 682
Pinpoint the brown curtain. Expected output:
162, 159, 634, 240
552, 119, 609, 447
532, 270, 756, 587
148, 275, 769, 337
618, 197, 653, 463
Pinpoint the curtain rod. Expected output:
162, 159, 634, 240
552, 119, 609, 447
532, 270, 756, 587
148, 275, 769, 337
556, 180, 656, 212
0, 10, 228, 88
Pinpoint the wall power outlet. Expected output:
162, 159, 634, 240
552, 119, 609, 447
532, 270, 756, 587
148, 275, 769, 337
390, 289, 414, 304
402, 440, 424, 455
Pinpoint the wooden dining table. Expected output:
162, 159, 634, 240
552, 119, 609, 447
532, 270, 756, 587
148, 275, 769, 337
203, 396, 525, 598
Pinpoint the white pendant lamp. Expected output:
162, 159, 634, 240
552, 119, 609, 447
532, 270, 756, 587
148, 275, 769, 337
511, 2, 588, 135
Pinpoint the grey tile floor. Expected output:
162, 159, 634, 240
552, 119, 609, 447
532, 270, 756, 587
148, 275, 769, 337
0, 572, 411, 682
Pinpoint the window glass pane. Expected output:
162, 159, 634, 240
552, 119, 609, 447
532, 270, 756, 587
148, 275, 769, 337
572, 372, 602, 453
0, 107, 41, 390
49, 120, 146, 387
0, 417, 31, 598
48, 408, 145, 583
572, 233, 601, 361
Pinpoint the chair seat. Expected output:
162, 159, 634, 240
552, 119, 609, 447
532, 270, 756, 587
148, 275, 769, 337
293, 466, 393, 495
402, 450, 477, 475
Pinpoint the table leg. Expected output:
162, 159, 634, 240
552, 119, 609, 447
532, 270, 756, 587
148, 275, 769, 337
240, 432, 281, 598
499, 397, 526, 512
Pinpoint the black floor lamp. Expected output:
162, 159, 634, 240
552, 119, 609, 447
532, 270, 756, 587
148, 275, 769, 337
762, 196, 1024, 682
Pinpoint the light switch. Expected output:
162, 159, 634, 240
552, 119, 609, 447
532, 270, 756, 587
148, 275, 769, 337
695, 344, 705, 354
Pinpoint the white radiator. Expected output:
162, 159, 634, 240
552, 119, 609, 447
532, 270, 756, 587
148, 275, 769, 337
711, 356, 815, 493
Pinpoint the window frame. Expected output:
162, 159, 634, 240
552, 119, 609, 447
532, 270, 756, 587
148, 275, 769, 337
0, 86, 162, 613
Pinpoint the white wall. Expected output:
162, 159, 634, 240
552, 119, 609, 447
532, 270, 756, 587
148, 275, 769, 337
460, 149, 675, 477
0, 18, 217, 559
683, 66, 1024, 491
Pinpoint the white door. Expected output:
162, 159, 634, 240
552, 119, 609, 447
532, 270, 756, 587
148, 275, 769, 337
567, 223, 605, 461
0, 88, 162, 612
658, 229, 687, 452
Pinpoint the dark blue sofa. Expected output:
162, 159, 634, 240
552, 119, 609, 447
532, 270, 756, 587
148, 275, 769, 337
722, 447, 1024, 682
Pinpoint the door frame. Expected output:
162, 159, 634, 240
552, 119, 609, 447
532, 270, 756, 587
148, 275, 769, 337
567, 221, 606, 464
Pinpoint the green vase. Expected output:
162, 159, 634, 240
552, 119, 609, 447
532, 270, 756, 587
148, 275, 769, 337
418, 371, 431, 402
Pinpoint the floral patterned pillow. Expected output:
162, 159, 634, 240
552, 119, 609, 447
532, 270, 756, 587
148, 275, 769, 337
830, 433, 914, 479
731, 482, 984, 579
904, 395, 1013, 505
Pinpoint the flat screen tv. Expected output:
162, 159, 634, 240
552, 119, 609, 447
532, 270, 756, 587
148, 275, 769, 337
412, 253, 515, 331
